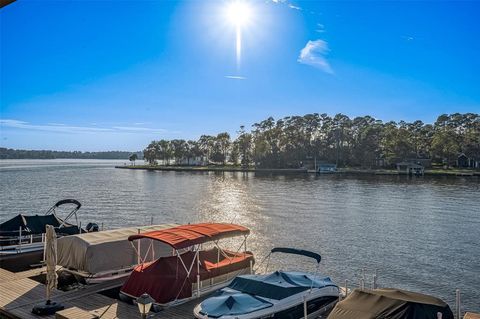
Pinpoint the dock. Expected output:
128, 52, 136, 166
0, 267, 206, 319
1, 267, 479, 319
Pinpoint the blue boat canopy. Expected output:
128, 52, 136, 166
199, 289, 272, 318
199, 271, 337, 318
228, 271, 336, 300
271, 247, 321, 263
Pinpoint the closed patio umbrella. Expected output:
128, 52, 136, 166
32, 225, 64, 315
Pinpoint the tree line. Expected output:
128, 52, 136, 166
0, 148, 143, 160
143, 113, 479, 169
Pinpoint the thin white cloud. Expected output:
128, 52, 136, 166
270, 0, 301, 10
297, 39, 333, 74
402, 35, 414, 41
316, 23, 325, 33
0, 119, 167, 135
225, 75, 247, 80
112, 126, 166, 133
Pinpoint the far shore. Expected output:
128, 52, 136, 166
115, 165, 480, 177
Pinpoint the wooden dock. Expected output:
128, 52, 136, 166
2, 267, 479, 319
0, 267, 205, 319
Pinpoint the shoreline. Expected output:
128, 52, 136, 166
115, 165, 480, 177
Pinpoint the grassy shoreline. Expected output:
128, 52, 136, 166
115, 165, 480, 176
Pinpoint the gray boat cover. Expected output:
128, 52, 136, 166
57, 224, 176, 274
327, 288, 454, 319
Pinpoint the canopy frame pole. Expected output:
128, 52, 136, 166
196, 248, 201, 297
265, 253, 272, 273
137, 229, 141, 265
456, 289, 461, 319
18, 226, 22, 252
175, 249, 190, 274
151, 239, 155, 261
253, 251, 271, 273
309, 262, 320, 292
56, 206, 80, 229
172, 248, 198, 302
215, 240, 220, 264
303, 295, 308, 319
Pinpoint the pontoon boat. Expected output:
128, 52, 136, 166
119, 223, 255, 309
0, 199, 96, 271
57, 224, 177, 284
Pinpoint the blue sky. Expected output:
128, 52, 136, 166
1, 0, 479, 151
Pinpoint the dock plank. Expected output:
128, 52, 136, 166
0, 268, 206, 319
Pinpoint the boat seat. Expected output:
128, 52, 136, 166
203, 252, 252, 271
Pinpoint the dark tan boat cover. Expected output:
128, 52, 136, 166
57, 224, 176, 274
328, 288, 454, 319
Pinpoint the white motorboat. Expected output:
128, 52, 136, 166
194, 247, 339, 319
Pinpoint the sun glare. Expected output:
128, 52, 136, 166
226, 1, 252, 27
224, 1, 253, 70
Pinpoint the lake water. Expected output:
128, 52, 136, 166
1, 159, 479, 312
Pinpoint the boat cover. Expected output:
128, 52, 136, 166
120, 248, 254, 304
228, 271, 337, 300
128, 223, 250, 249
199, 288, 272, 318
0, 214, 79, 237
327, 288, 454, 319
57, 224, 176, 274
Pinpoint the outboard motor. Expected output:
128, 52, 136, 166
86, 222, 99, 232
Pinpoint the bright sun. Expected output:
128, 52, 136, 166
226, 1, 252, 28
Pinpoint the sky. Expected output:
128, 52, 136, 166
1, 0, 479, 151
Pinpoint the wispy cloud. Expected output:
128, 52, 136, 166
297, 39, 333, 74
316, 23, 325, 33
0, 119, 167, 135
270, 0, 301, 10
225, 75, 247, 80
402, 35, 414, 41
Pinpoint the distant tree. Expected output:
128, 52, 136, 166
129, 153, 138, 166
236, 126, 252, 168
140, 112, 478, 170
216, 132, 231, 165
198, 135, 215, 164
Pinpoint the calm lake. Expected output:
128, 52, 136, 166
1, 159, 479, 312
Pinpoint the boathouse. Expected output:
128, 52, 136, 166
396, 162, 424, 175
318, 163, 337, 173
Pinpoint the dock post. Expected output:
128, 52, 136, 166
373, 269, 378, 289
79, 222, 81, 234
150, 216, 153, 225
344, 279, 348, 297
42, 233, 46, 262
250, 259, 253, 274
456, 289, 461, 319
101, 222, 104, 231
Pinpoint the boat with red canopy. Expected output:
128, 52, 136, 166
119, 223, 255, 309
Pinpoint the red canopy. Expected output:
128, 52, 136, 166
128, 223, 250, 249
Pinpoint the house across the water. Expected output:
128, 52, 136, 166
457, 153, 479, 169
